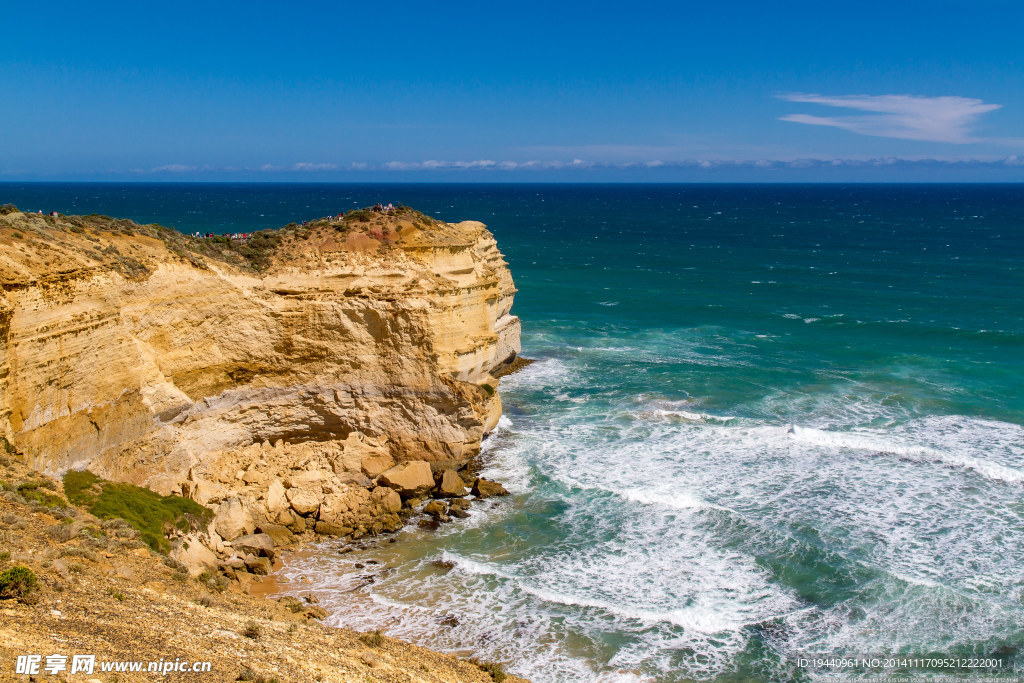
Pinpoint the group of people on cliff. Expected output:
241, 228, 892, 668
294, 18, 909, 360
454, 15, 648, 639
191, 231, 251, 240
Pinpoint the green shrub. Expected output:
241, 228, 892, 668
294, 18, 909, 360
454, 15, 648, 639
198, 570, 228, 593
45, 523, 78, 542
17, 482, 65, 508
0, 565, 38, 600
467, 659, 507, 682
63, 470, 211, 553
242, 621, 261, 640
59, 547, 97, 562
344, 209, 375, 223
360, 630, 385, 648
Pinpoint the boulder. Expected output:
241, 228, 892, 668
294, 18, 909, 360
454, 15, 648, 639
472, 478, 510, 499
171, 536, 219, 577
257, 523, 295, 547
265, 479, 288, 516
449, 498, 472, 510
243, 554, 272, 576
450, 508, 470, 519
378, 461, 435, 498
423, 500, 449, 519
336, 471, 372, 487
436, 470, 468, 498
314, 521, 354, 537
287, 470, 324, 487
381, 513, 405, 532
241, 469, 266, 485
233, 533, 276, 561
429, 459, 468, 474
286, 488, 320, 516
213, 497, 254, 541
221, 554, 247, 571
319, 488, 369, 525
370, 486, 402, 514
361, 451, 395, 479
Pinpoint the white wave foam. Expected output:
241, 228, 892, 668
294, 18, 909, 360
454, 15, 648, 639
273, 362, 1024, 683
645, 407, 736, 423
789, 424, 1024, 484
441, 552, 783, 635
615, 486, 709, 511
497, 357, 572, 391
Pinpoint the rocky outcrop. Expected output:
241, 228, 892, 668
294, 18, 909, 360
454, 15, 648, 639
0, 207, 521, 560
378, 461, 435, 498
0, 454, 529, 683
472, 478, 510, 499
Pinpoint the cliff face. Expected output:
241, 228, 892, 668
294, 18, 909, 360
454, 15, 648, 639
0, 208, 520, 498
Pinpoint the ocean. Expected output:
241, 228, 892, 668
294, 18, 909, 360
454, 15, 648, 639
3, 183, 1022, 681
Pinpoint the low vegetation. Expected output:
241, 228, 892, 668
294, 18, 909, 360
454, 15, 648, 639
360, 630, 386, 648
0, 565, 38, 601
15, 481, 65, 508
0, 203, 449, 275
62, 470, 211, 553
467, 658, 508, 682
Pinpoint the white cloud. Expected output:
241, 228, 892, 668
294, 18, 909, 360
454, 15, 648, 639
383, 159, 569, 171
292, 162, 339, 171
778, 93, 1001, 143
150, 164, 197, 172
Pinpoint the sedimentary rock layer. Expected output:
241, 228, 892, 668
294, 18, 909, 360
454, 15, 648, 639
0, 208, 520, 501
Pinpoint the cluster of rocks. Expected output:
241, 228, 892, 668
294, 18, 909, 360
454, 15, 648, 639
170, 434, 509, 582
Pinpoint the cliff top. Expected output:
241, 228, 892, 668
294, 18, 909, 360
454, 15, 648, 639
0, 204, 485, 284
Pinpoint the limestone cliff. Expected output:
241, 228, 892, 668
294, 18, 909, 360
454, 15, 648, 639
0, 207, 520, 503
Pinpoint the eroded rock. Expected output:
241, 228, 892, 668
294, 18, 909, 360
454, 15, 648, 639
214, 498, 254, 541
379, 462, 434, 498
472, 478, 510, 499
435, 470, 468, 498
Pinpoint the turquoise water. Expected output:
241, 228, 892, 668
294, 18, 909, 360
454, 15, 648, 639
3, 183, 1022, 680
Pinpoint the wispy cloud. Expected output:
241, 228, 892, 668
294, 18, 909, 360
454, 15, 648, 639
291, 162, 339, 171
778, 93, 1001, 143
149, 163, 198, 172
73, 156, 1024, 180
382, 159, 590, 171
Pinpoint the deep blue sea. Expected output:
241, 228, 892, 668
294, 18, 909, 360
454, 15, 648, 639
3, 183, 1023, 681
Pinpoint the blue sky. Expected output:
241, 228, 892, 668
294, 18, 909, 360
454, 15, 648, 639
2, 0, 1023, 181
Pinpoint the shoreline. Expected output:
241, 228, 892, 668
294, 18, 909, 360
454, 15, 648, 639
0, 454, 529, 682
246, 358, 537, 632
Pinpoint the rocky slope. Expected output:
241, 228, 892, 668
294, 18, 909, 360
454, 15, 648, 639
0, 456, 524, 682
0, 206, 520, 570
